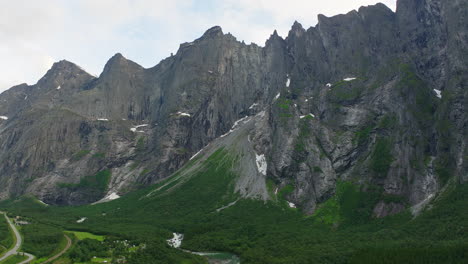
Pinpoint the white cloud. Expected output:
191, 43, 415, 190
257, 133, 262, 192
0, 0, 396, 93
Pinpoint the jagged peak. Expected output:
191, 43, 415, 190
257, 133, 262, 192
50, 60, 83, 72
317, 2, 394, 26
265, 29, 285, 46
288, 20, 306, 39
102, 53, 143, 75
358, 2, 394, 16
111, 52, 125, 60
41, 60, 92, 81
201, 26, 224, 38
107, 53, 129, 64
291, 21, 305, 31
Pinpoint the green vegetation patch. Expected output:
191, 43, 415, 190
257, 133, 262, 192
0, 254, 28, 264
398, 64, 435, 127
21, 222, 63, 258
314, 181, 381, 226
58, 169, 111, 194
354, 125, 373, 146
71, 150, 91, 162
378, 114, 398, 130
0, 215, 13, 254
1, 150, 468, 264
92, 152, 106, 159
329, 79, 364, 102
68, 238, 110, 263
66, 231, 105, 241
350, 243, 468, 264
370, 137, 394, 177
136, 137, 146, 152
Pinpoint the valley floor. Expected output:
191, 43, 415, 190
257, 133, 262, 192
0, 150, 466, 263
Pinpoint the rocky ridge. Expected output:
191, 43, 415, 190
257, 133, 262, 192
0, 0, 466, 217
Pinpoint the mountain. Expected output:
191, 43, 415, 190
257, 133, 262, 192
0, 0, 467, 263
0, 0, 466, 223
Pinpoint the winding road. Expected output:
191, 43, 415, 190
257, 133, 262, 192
0, 212, 35, 264
41, 234, 72, 264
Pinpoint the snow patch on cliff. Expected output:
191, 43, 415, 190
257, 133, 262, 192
130, 124, 149, 133
273, 93, 280, 101
105, 192, 120, 201
176, 112, 191, 117
77, 217, 87, 223
300, 113, 315, 119
255, 153, 267, 176
190, 146, 207, 160
167, 233, 184, 248
220, 116, 250, 138
411, 194, 435, 216
249, 103, 258, 109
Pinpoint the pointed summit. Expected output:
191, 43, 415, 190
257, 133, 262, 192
101, 53, 144, 78
201, 26, 224, 39
42, 60, 91, 81
267, 29, 282, 41
103, 53, 131, 73
107, 53, 127, 64
265, 29, 285, 47
288, 21, 306, 39
50, 60, 84, 73
291, 21, 304, 31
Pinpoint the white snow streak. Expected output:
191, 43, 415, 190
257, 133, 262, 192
167, 233, 184, 248
0, 116, 8, 120
273, 93, 280, 101
130, 124, 149, 133
433, 89, 442, 99
300, 113, 315, 119
220, 116, 250, 138
255, 153, 267, 176
105, 192, 120, 201
249, 103, 258, 109
232, 116, 249, 130
56, 85, 61, 90
411, 193, 435, 216
176, 112, 191, 117
38, 200, 48, 206
287, 202, 296, 208
343, 77, 356, 82
76, 217, 87, 223
97, 118, 109, 121
216, 200, 239, 212
190, 148, 204, 160
326, 83, 332, 87
286, 78, 291, 87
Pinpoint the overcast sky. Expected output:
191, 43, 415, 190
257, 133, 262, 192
0, 0, 396, 93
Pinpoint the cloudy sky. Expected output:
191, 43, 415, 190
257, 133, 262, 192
0, 0, 396, 93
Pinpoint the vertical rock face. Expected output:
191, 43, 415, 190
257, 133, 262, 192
0, 0, 466, 215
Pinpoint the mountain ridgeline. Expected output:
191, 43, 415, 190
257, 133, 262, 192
0, 0, 466, 220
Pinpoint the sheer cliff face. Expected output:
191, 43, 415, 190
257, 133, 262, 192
0, 0, 466, 215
